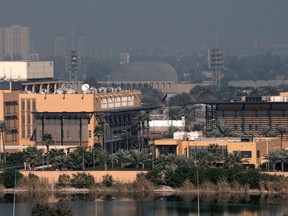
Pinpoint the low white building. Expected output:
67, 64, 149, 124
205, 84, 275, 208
173, 131, 203, 140
149, 119, 185, 132
0, 61, 54, 80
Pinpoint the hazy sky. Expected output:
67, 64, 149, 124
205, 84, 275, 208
1, 0, 287, 53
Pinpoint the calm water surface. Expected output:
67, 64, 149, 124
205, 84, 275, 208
0, 192, 287, 216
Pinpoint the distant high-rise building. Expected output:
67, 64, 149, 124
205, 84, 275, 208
0, 28, 3, 60
119, 52, 130, 65
3, 25, 30, 60
208, 48, 223, 86
77, 34, 86, 58
53, 36, 67, 57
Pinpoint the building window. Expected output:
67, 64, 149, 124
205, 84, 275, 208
27, 100, 31, 111
257, 150, 260, 158
32, 99, 36, 111
236, 151, 252, 158
234, 124, 237, 130
255, 124, 258, 131
21, 99, 25, 110
249, 124, 252, 130
88, 130, 92, 138
255, 110, 258, 117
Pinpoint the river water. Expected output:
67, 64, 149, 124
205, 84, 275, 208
0, 192, 287, 215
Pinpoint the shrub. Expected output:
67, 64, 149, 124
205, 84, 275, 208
70, 172, 95, 188
18, 173, 49, 191
146, 168, 165, 185
58, 174, 71, 187
102, 174, 114, 187
0, 169, 23, 188
237, 169, 261, 189
132, 173, 155, 191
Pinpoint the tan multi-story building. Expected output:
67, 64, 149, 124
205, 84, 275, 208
153, 137, 281, 168
205, 94, 288, 149
0, 82, 153, 153
3, 25, 30, 60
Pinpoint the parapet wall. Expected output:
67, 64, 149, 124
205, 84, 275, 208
20, 170, 147, 184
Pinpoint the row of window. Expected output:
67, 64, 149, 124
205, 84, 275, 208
37, 130, 92, 140
221, 110, 286, 118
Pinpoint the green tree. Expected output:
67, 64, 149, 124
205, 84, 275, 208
0, 121, 12, 163
224, 152, 244, 169
94, 125, 104, 145
168, 93, 191, 107
190, 85, 215, 101
125, 149, 150, 169
207, 121, 236, 137
261, 126, 277, 137
42, 133, 54, 166
207, 144, 223, 167
133, 111, 149, 150
53, 155, 74, 170
114, 149, 129, 169
0, 168, 23, 188
266, 150, 281, 172
276, 125, 288, 149
24, 146, 43, 170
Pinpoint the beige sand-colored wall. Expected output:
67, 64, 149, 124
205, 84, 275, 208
20, 170, 147, 184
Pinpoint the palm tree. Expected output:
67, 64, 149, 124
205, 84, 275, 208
133, 111, 149, 150
196, 151, 209, 168
266, 150, 288, 172
275, 125, 288, 149
208, 121, 235, 138
42, 133, 54, 166
155, 154, 192, 169
24, 146, 43, 170
168, 106, 183, 121
114, 149, 129, 169
49, 149, 65, 166
224, 151, 244, 169
125, 149, 150, 169
0, 121, 12, 163
278, 150, 288, 172
52, 154, 74, 170
265, 150, 281, 172
207, 144, 223, 167
261, 126, 277, 137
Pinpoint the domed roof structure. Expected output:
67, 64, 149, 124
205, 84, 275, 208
110, 62, 178, 82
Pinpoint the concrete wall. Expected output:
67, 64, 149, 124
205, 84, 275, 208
20, 170, 147, 184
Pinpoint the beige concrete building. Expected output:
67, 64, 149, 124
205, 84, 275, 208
153, 137, 281, 168
0, 81, 154, 153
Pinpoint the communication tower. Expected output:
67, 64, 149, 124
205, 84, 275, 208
208, 48, 223, 86
67, 49, 80, 81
